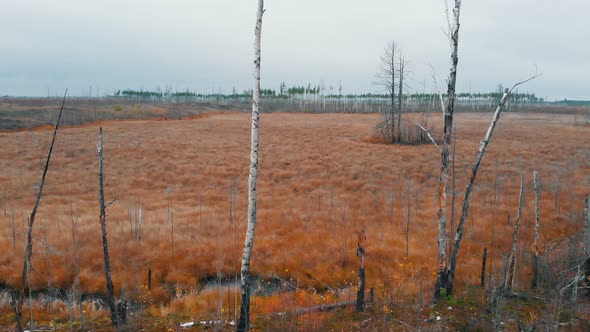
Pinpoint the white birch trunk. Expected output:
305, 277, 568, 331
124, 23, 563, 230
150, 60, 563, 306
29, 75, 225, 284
434, 0, 461, 300
237, 1, 263, 331
447, 89, 512, 296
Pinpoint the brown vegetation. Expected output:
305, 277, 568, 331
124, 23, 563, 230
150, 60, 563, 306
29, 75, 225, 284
0, 111, 588, 330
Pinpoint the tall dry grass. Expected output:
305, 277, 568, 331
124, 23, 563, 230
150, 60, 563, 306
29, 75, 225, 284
0, 112, 588, 327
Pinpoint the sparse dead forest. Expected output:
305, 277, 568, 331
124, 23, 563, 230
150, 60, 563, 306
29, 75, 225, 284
1, 0, 589, 331
0, 110, 588, 330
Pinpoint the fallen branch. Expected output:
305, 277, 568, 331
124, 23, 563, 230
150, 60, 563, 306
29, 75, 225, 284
269, 301, 355, 317
415, 122, 441, 152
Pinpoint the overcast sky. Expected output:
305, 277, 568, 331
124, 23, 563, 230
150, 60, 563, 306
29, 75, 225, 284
1, 0, 588, 100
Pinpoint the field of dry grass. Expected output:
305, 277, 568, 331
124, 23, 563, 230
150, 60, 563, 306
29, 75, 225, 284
0, 111, 588, 330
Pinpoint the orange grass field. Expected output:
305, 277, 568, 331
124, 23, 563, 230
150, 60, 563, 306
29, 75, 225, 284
0, 111, 588, 329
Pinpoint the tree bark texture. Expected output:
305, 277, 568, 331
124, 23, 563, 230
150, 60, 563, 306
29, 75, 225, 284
237, 1, 263, 331
481, 248, 487, 288
505, 177, 525, 292
356, 230, 367, 312
584, 194, 589, 257
531, 171, 541, 290
396, 54, 405, 142
98, 127, 119, 327
434, 0, 462, 300
15, 90, 67, 331
446, 89, 513, 296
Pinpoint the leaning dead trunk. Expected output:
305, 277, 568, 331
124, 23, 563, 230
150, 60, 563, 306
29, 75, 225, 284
434, 0, 462, 300
504, 177, 525, 292
15, 90, 67, 331
447, 88, 518, 296
237, 1, 264, 331
531, 171, 541, 290
441, 69, 538, 297
98, 127, 119, 327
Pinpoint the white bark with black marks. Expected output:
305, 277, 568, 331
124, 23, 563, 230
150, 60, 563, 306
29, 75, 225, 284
434, 0, 461, 300
237, 1, 264, 331
445, 73, 539, 296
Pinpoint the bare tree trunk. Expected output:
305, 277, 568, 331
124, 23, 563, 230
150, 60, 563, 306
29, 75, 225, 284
434, 0, 462, 300
584, 195, 590, 290
440, 69, 538, 297
449, 124, 457, 255
531, 171, 541, 290
237, 1, 264, 331
584, 194, 589, 257
481, 248, 487, 288
504, 176, 525, 292
356, 230, 366, 312
98, 127, 119, 327
390, 45, 396, 142
447, 89, 514, 296
396, 54, 405, 143
15, 90, 67, 331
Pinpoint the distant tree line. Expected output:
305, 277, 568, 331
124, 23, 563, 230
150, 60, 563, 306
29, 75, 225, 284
113, 88, 542, 103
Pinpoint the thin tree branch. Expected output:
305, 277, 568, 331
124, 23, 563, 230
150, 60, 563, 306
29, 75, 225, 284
415, 122, 441, 152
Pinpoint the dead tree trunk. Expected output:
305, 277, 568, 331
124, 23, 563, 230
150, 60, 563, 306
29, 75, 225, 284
237, 1, 264, 331
396, 54, 406, 142
356, 230, 367, 312
434, 0, 462, 300
446, 76, 537, 296
481, 248, 487, 288
531, 171, 541, 290
504, 177, 525, 292
98, 127, 119, 327
376, 42, 398, 143
584, 194, 589, 258
15, 90, 67, 331
440, 70, 538, 298
390, 44, 396, 142
584, 195, 590, 292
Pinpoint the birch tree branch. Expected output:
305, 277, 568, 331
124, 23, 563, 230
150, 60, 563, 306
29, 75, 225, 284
446, 73, 540, 296
415, 122, 441, 152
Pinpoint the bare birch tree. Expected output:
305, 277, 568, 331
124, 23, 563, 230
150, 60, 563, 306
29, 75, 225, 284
15, 90, 67, 331
237, 1, 264, 331
375, 42, 398, 142
434, 0, 461, 300
443, 75, 539, 297
97, 127, 120, 327
396, 53, 408, 142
